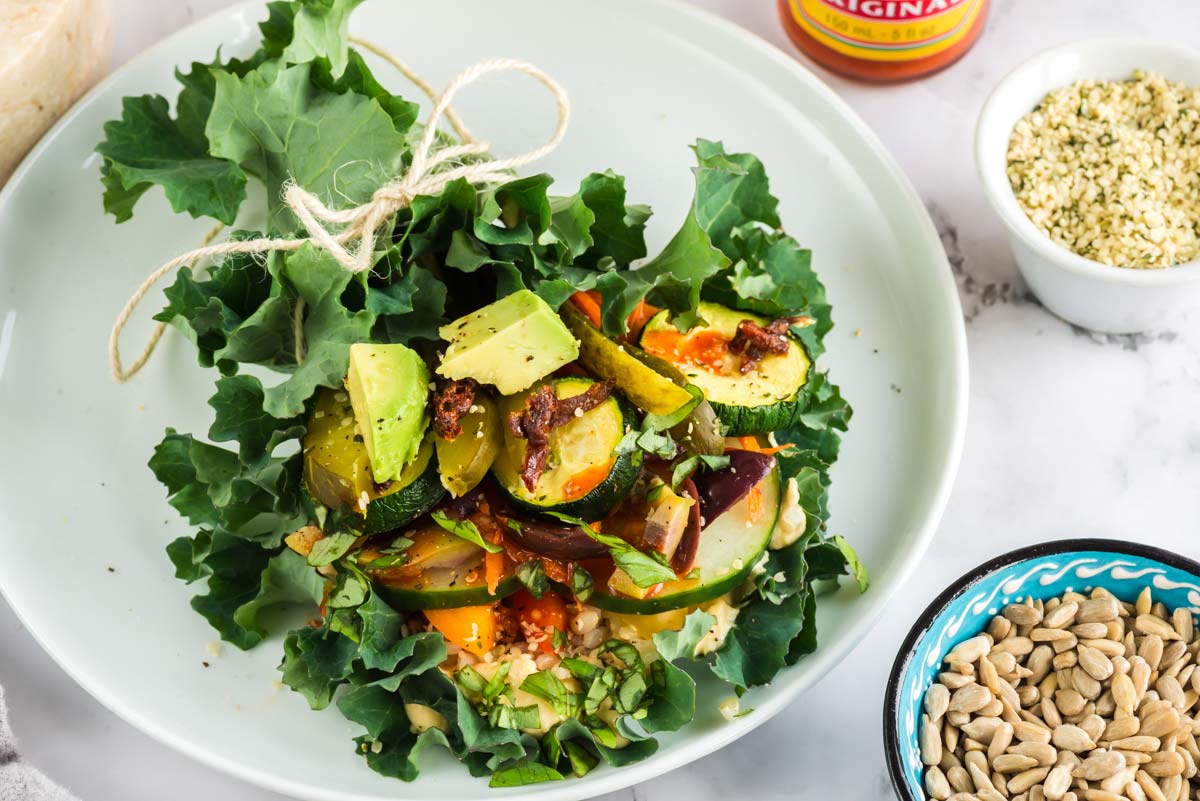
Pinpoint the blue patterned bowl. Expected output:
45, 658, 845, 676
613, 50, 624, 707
884, 539, 1200, 801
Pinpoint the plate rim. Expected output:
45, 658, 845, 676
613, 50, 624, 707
0, 1, 969, 799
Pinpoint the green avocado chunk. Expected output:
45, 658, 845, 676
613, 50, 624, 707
435, 289, 579, 395
345, 342, 430, 484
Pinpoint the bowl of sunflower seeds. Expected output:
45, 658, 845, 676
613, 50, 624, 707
886, 539, 1200, 801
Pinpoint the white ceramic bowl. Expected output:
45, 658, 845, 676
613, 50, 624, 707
976, 37, 1200, 334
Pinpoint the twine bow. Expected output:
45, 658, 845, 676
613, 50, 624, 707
110, 38, 570, 382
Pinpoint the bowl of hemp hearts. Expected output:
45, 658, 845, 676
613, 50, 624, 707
976, 38, 1200, 334
886, 539, 1200, 801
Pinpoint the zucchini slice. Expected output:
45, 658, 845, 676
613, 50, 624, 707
639, 302, 811, 436
493, 377, 643, 521
434, 393, 502, 498
365, 525, 520, 610
587, 464, 781, 614
303, 388, 445, 534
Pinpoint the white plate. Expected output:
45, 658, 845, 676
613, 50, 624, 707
0, 1, 967, 799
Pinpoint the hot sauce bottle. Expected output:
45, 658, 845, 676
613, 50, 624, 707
778, 0, 988, 82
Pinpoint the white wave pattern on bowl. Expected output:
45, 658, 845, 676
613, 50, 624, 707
901, 556, 1200, 776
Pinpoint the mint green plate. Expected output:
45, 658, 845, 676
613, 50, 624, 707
0, 1, 966, 798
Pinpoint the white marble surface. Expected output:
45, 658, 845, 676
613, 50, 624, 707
5, 1, 1200, 800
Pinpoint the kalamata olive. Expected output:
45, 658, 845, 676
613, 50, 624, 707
504, 516, 609, 560
437, 485, 485, 520
671, 477, 702, 574
692, 449, 775, 528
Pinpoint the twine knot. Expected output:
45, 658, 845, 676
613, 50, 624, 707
110, 42, 569, 382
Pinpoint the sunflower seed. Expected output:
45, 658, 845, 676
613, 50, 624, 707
1054, 652, 1079, 671
1081, 791, 1128, 801
1079, 715, 1106, 743
928, 683, 952, 722
1025, 646, 1054, 684
950, 710, 974, 727
1014, 721, 1053, 744
1103, 715, 1141, 742
1052, 724, 1096, 753
923, 713, 945, 765
1176, 744, 1195, 778
1136, 617, 1178, 643
948, 765, 974, 793
1134, 770, 1167, 801
1074, 667, 1103, 700
1135, 589, 1153, 617
1112, 673, 1139, 715
988, 720, 1015, 760
1170, 609, 1193, 643
1007, 767, 1051, 794
1159, 640, 1187, 671
953, 684, 996, 714
946, 720, 961, 752
967, 751, 994, 790
1130, 659, 1152, 700
1111, 736, 1162, 752
949, 636, 995, 665
996, 638, 1038, 657
1157, 776, 1181, 801
1078, 597, 1122, 624
990, 615, 1014, 642
1036, 763, 1071, 800
1008, 742, 1058, 766
1083, 639, 1127, 658
962, 717, 1006, 743
1142, 751, 1184, 778
1045, 603, 1080, 630
994, 755, 1041, 773
1153, 677, 1186, 711
1074, 751, 1126, 780
990, 651, 1019, 676
944, 671, 979, 689
927, 766, 953, 800
1055, 689, 1087, 717
1139, 707, 1181, 739
1072, 622, 1111, 640
1006, 604, 1044, 627
1078, 645, 1115, 681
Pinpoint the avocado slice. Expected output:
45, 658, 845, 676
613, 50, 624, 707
345, 343, 430, 484
436, 289, 579, 395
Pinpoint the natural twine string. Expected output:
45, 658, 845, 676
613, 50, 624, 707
109, 38, 570, 382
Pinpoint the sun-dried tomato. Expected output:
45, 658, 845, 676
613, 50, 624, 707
431, 378, 478, 440
507, 380, 615, 491
729, 317, 798, 373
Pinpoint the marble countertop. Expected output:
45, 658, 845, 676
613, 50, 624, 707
4, 1, 1200, 800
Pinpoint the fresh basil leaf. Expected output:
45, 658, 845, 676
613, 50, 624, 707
430, 510, 504, 554
569, 565, 594, 602
520, 671, 579, 719
515, 560, 549, 599
489, 703, 541, 732
307, 530, 357, 566
546, 513, 675, 588
488, 760, 564, 787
